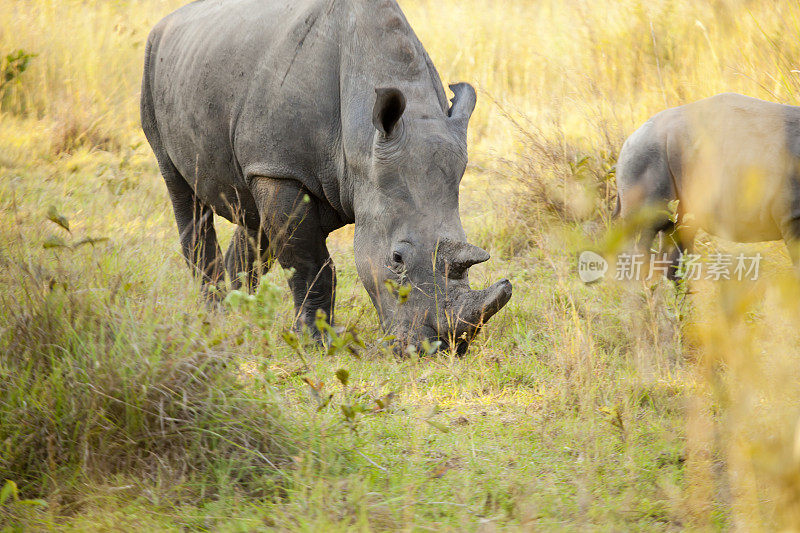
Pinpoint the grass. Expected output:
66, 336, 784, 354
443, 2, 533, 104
2, 0, 800, 529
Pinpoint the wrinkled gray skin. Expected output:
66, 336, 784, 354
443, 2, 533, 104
141, 0, 512, 352
616, 93, 800, 276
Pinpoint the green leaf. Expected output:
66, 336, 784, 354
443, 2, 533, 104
1, 480, 17, 505
314, 309, 332, 335
383, 279, 412, 304
73, 236, 109, 248
667, 199, 680, 214
373, 392, 395, 411
46, 205, 70, 233
316, 393, 333, 411
350, 331, 366, 349
396, 284, 411, 304
17, 499, 47, 507
598, 404, 625, 433
425, 419, 450, 433
281, 330, 301, 350
341, 404, 356, 421
42, 235, 69, 249
421, 339, 442, 355
335, 368, 349, 387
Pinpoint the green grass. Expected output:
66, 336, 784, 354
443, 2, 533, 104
0, 125, 693, 530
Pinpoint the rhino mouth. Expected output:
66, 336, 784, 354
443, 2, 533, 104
445, 278, 513, 355
393, 278, 513, 357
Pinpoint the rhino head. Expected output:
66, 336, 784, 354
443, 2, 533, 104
353, 83, 512, 354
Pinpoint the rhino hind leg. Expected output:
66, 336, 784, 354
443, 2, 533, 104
225, 226, 273, 293
161, 159, 225, 297
618, 147, 681, 281
250, 177, 336, 337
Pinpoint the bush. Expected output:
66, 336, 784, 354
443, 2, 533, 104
0, 49, 35, 102
0, 251, 296, 500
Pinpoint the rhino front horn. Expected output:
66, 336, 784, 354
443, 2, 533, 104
453, 279, 513, 335
470, 279, 513, 323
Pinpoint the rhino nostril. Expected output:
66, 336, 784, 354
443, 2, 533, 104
391, 251, 403, 264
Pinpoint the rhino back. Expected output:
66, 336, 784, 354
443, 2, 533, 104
668, 94, 800, 240
146, 0, 344, 224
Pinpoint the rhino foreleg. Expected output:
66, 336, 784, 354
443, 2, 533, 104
251, 177, 336, 338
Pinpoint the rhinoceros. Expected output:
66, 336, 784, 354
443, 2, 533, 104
615, 92, 800, 276
140, 0, 512, 352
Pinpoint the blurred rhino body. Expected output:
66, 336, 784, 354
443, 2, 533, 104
616, 93, 800, 272
140, 0, 511, 351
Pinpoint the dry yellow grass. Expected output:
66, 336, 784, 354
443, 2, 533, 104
4, 0, 799, 161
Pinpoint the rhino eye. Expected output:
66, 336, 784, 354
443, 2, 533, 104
391, 251, 403, 264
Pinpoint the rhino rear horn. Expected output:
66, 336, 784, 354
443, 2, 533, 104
449, 243, 489, 278
438, 241, 489, 278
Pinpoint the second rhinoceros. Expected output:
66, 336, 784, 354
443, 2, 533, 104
616, 92, 800, 277
140, 0, 512, 352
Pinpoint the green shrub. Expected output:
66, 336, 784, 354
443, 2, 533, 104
0, 252, 296, 499
0, 49, 35, 100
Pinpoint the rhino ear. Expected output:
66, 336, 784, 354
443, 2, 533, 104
373, 87, 406, 137
448, 82, 477, 135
